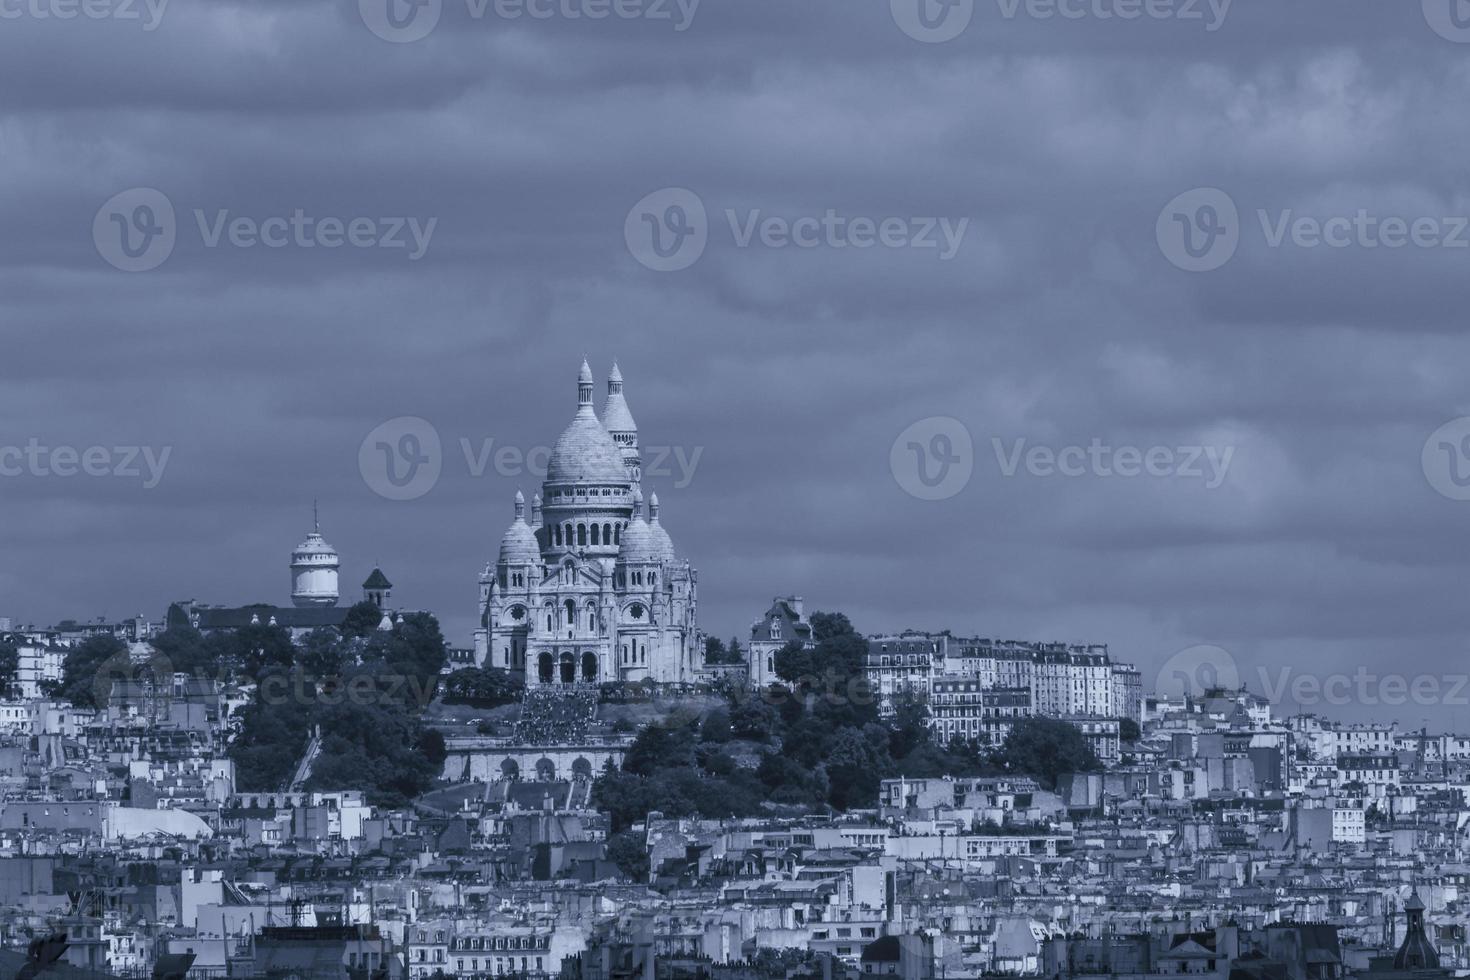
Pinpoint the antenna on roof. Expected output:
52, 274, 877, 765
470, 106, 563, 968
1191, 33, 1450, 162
313, 499, 320, 533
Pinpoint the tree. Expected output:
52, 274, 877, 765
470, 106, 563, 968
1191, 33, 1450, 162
605, 829, 650, 881
55, 634, 129, 708
441, 667, 523, 708
300, 628, 347, 679
996, 718, 1102, 789
888, 691, 932, 761
703, 635, 746, 666
149, 626, 219, 679
0, 639, 18, 698
810, 611, 856, 643
773, 640, 815, 683
622, 723, 698, 775
699, 707, 732, 743
1119, 718, 1141, 742
340, 601, 384, 640
704, 635, 726, 659
824, 723, 894, 809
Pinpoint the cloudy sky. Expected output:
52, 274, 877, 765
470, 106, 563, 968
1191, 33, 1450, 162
4, 0, 1470, 725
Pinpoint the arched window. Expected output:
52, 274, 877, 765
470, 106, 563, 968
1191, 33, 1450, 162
564, 599, 577, 627
553, 524, 562, 546
565, 523, 574, 547
614, 525, 621, 544
573, 523, 583, 546
591, 524, 600, 545
603, 523, 612, 545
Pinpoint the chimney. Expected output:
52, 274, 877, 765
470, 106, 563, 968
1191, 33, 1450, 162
788, 596, 805, 618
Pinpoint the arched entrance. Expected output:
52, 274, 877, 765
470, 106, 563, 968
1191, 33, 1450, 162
500, 759, 520, 781
535, 758, 556, 781
581, 651, 598, 682
571, 757, 593, 780
559, 652, 576, 684
538, 652, 554, 683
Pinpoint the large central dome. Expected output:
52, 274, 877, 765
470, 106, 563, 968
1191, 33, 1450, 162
546, 360, 632, 484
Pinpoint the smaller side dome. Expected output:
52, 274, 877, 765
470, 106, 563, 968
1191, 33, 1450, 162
647, 492, 677, 561
499, 490, 541, 565
618, 489, 660, 564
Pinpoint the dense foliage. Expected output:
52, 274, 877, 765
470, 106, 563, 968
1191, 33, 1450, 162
0, 638, 20, 698
702, 635, 746, 665
596, 611, 1112, 824
53, 612, 451, 808
441, 666, 525, 708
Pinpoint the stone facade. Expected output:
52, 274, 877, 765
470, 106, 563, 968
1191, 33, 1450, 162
475, 362, 700, 686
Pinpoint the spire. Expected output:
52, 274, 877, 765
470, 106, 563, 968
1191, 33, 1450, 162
649, 491, 660, 522
632, 486, 645, 519
609, 360, 624, 391
514, 489, 526, 522
530, 492, 542, 528
577, 359, 594, 413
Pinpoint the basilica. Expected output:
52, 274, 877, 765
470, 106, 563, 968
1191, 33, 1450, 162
473, 362, 701, 686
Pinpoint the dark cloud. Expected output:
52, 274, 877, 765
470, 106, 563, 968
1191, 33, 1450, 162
2, 0, 1469, 725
